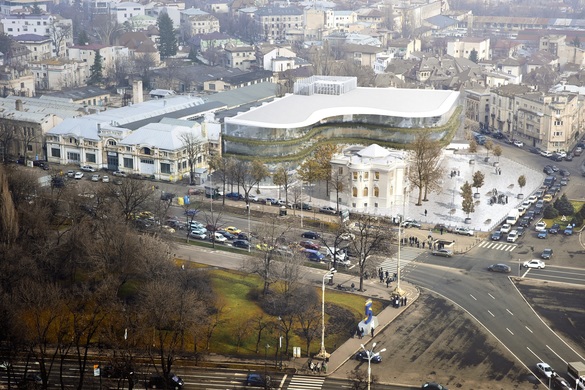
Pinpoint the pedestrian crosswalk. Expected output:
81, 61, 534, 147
378, 246, 423, 274
287, 375, 325, 389
477, 241, 517, 252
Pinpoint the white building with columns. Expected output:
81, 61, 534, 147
329, 144, 409, 217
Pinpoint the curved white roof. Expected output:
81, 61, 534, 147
225, 87, 460, 129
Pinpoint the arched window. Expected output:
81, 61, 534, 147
363, 187, 368, 196
374, 187, 379, 197
108, 139, 117, 146
352, 186, 358, 197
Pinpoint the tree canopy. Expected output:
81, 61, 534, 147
157, 13, 177, 59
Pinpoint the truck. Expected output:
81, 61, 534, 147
568, 361, 585, 389
204, 186, 220, 199
506, 209, 520, 225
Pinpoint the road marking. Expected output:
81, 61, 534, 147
507, 246, 516, 251
506, 309, 514, 316
470, 294, 477, 301
546, 345, 567, 365
527, 347, 541, 361
507, 328, 514, 335
526, 326, 533, 333
488, 310, 495, 317
521, 269, 531, 278
488, 293, 495, 299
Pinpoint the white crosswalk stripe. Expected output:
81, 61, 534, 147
378, 247, 424, 275
477, 241, 517, 252
287, 375, 326, 389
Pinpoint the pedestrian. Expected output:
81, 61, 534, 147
422, 241, 425, 249
404, 296, 408, 305
499, 168, 502, 175
385, 270, 389, 279
371, 327, 375, 337
360, 328, 365, 339
316, 362, 321, 373
322, 362, 327, 373
440, 228, 444, 235
386, 277, 390, 288
424, 209, 428, 217
416, 242, 420, 248
351, 282, 355, 292
310, 361, 315, 372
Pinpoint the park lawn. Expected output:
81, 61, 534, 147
206, 267, 386, 358
542, 200, 584, 229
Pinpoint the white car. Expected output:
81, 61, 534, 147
540, 150, 553, 157
513, 140, 524, 147
527, 195, 538, 204
211, 232, 227, 243
500, 224, 512, 234
556, 151, 567, 158
523, 259, 545, 269
74, 171, 84, 179
536, 362, 554, 378
455, 227, 474, 236
535, 221, 547, 232
80, 165, 96, 172
506, 230, 518, 243
521, 200, 531, 208
517, 206, 526, 216
102, 175, 110, 183
91, 174, 100, 182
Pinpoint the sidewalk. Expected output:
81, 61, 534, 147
323, 280, 420, 376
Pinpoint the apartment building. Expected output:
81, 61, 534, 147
447, 37, 491, 61
30, 58, 89, 91
112, 2, 146, 24
67, 44, 130, 73
180, 8, 219, 39
254, 6, 303, 43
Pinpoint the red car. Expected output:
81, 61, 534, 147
299, 240, 320, 250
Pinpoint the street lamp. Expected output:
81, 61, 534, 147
316, 268, 336, 359
359, 342, 386, 390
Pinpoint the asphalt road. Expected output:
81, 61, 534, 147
405, 247, 585, 384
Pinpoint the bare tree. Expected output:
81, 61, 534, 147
93, 14, 122, 45
347, 367, 377, 390
180, 131, 206, 185
236, 159, 269, 205
48, 18, 72, 58
109, 177, 154, 222
408, 131, 443, 205
0, 119, 17, 163
345, 215, 391, 291
329, 167, 346, 213
295, 294, 321, 357
104, 55, 132, 87
272, 164, 292, 203
208, 155, 235, 206
0, 165, 18, 247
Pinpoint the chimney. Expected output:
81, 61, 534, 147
132, 80, 143, 104
15, 99, 23, 111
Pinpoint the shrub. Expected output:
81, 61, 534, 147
554, 194, 574, 216
543, 205, 559, 219
571, 213, 583, 227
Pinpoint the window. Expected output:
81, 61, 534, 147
86, 153, 96, 163
363, 187, 368, 196
374, 171, 379, 180
67, 152, 80, 162
51, 148, 60, 158
160, 163, 171, 174
27, 145, 32, 151
352, 172, 358, 180
123, 158, 133, 169
363, 172, 369, 179
374, 187, 379, 197
352, 186, 357, 197
108, 140, 116, 146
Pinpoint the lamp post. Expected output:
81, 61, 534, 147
359, 342, 386, 390
316, 268, 336, 359
247, 202, 251, 253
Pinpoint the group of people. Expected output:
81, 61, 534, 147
354, 325, 375, 339
393, 296, 408, 308
377, 268, 397, 288
401, 236, 427, 249
308, 360, 327, 374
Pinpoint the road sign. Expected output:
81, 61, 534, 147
93, 364, 100, 377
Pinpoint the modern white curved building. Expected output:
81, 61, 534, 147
223, 76, 461, 160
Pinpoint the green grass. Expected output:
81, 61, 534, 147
203, 267, 386, 358
541, 200, 584, 229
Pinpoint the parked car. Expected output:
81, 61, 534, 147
225, 226, 242, 234
543, 166, 554, 175
541, 248, 553, 259
518, 217, 531, 228
488, 264, 511, 273
565, 154, 574, 161
527, 195, 538, 204
540, 150, 553, 157
355, 350, 382, 363
559, 169, 571, 177
101, 364, 135, 379
549, 223, 560, 234
402, 219, 422, 228
564, 225, 574, 235
226, 192, 244, 200
112, 171, 127, 177
523, 259, 545, 269
299, 240, 320, 251
500, 224, 512, 234
184, 209, 198, 216
513, 140, 524, 147
217, 230, 236, 240
507, 230, 518, 243
232, 239, 250, 249
529, 147, 541, 154
537, 230, 548, 239
319, 206, 337, 214
102, 175, 110, 183
431, 249, 453, 257
189, 229, 207, 240
302, 249, 325, 262
491, 231, 502, 241
80, 165, 96, 172
535, 222, 547, 232
454, 227, 474, 236
301, 231, 320, 239
294, 202, 312, 210
516, 227, 526, 237
67, 170, 75, 178
74, 171, 84, 179
211, 232, 227, 243
560, 178, 568, 186
91, 174, 100, 182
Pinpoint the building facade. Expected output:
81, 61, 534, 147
254, 6, 304, 43
330, 144, 408, 217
